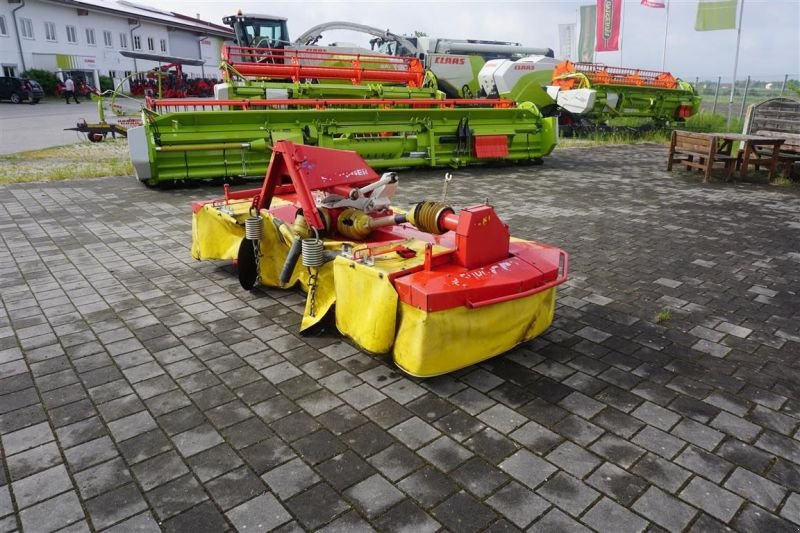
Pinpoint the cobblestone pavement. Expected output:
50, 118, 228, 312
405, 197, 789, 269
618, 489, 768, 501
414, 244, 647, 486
1, 144, 800, 532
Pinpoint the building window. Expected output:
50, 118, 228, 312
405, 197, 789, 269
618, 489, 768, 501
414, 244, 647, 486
133, 35, 141, 50
44, 22, 56, 42
0, 16, 8, 37
20, 18, 34, 39
66, 25, 77, 44
119, 33, 128, 49
103, 30, 113, 47
160, 38, 167, 53
146, 37, 154, 51
86, 28, 96, 46
3, 65, 16, 77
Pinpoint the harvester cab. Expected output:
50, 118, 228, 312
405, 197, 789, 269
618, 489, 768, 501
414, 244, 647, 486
223, 12, 290, 51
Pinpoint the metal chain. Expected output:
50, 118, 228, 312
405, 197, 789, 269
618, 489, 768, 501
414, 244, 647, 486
307, 267, 318, 318
252, 239, 262, 287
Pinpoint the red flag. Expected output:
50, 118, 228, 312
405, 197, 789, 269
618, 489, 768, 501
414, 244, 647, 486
641, 0, 666, 7
596, 0, 623, 52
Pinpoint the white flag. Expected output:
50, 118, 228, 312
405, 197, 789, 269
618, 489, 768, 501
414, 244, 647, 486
558, 23, 577, 60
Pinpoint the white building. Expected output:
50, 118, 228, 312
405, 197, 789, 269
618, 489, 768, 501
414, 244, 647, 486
0, 0, 232, 89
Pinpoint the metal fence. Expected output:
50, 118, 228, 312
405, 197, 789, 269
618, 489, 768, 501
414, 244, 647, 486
693, 74, 799, 123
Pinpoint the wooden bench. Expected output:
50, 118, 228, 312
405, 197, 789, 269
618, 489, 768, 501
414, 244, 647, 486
667, 131, 736, 182
742, 97, 800, 180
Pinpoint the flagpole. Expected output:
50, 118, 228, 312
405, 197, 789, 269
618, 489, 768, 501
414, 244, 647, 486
726, 0, 745, 128
661, 0, 670, 71
619, 0, 626, 66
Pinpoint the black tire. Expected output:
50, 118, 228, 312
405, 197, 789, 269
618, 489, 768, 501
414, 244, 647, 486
10, 93, 21, 104
237, 238, 258, 290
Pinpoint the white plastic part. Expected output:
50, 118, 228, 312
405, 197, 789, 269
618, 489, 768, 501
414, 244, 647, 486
127, 126, 152, 182
556, 89, 596, 115
213, 83, 230, 100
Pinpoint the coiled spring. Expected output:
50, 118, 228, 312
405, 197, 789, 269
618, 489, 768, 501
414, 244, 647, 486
245, 216, 263, 240
412, 201, 452, 235
301, 238, 324, 268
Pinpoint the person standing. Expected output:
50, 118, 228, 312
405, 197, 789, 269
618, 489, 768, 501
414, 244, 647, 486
64, 77, 80, 104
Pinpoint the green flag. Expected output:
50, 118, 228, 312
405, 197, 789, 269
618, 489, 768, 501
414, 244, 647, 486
578, 5, 597, 62
695, 0, 737, 31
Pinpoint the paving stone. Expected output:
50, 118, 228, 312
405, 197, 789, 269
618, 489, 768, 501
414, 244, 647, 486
733, 502, 800, 533
147, 473, 208, 520
417, 436, 473, 472
589, 432, 646, 469
486, 481, 550, 528
680, 476, 743, 523
342, 422, 395, 457
18, 490, 85, 533
186, 442, 244, 482
756, 431, 800, 464
587, 462, 647, 505
362, 398, 412, 429
432, 490, 496, 533
536, 471, 599, 516
163, 501, 228, 533
103, 511, 161, 533
317, 404, 368, 436
546, 441, 602, 478
710, 411, 762, 442
2, 422, 53, 455
368, 443, 423, 482
397, 465, 459, 509
341, 383, 389, 411
131, 451, 189, 491
240, 437, 295, 475
582, 496, 648, 533
316, 510, 373, 533
199, 467, 265, 512
226, 493, 291, 532
317, 451, 376, 491
553, 414, 605, 445
724, 466, 786, 511
675, 445, 733, 483
172, 423, 224, 458
476, 403, 527, 434
780, 492, 800, 526
671, 418, 725, 451
529, 508, 591, 532
8, 441, 63, 480
631, 401, 681, 431
464, 428, 518, 463
633, 486, 697, 532
374, 499, 440, 533
388, 416, 441, 450
107, 410, 157, 443
632, 453, 691, 493
74, 457, 132, 499
85, 483, 149, 530
262, 457, 320, 500
592, 407, 645, 439
117, 429, 172, 465
12, 463, 72, 509
632, 425, 686, 459
718, 438, 774, 474
450, 457, 510, 498
499, 449, 557, 489
345, 474, 404, 518
293, 429, 347, 465
509, 420, 562, 454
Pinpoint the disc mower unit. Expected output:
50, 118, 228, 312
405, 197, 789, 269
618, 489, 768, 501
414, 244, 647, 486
551, 61, 701, 125
129, 98, 557, 185
192, 141, 568, 377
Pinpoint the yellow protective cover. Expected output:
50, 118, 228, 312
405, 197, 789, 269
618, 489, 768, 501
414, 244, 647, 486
393, 287, 557, 377
191, 204, 247, 260
333, 257, 399, 354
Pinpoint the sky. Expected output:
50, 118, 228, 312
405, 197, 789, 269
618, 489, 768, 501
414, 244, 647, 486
168, 0, 799, 81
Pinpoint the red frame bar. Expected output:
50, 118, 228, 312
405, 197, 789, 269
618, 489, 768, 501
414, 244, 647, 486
222, 45, 424, 87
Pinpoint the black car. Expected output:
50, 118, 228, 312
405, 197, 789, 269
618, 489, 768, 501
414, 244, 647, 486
0, 77, 44, 104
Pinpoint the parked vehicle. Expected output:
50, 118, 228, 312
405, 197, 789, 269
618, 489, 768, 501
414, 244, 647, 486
0, 77, 44, 104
